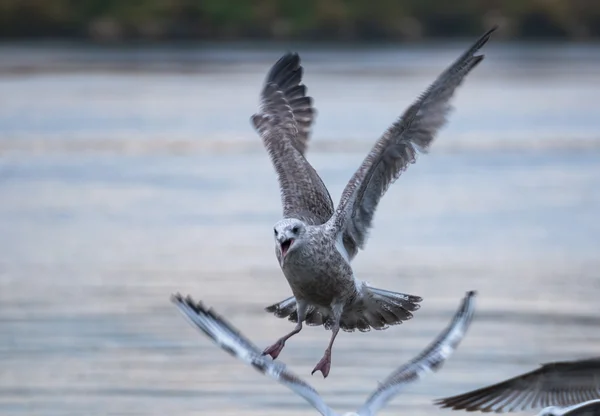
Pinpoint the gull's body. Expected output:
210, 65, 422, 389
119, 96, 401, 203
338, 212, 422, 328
435, 357, 600, 414
252, 27, 497, 377
171, 290, 477, 416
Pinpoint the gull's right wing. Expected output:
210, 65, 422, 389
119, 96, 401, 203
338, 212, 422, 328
251, 53, 335, 225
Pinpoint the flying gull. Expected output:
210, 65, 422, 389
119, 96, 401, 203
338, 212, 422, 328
434, 356, 600, 413
171, 290, 477, 416
251, 27, 497, 377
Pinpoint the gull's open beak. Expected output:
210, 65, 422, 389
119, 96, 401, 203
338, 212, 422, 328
277, 237, 294, 266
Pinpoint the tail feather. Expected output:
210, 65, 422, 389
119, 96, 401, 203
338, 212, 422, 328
362, 309, 390, 330
265, 287, 422, 333
265, 297, 327, 327
368, 286, 422, 312
339, 286, 421, 332
265, 296, 296, 318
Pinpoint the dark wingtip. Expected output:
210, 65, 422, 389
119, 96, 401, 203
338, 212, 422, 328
432, 398, 452, 408
265, 304, 278, 313
283, 50, 299, 59
482, 25, 499, 41
479, 25, 499, 47
488, 24, 500, 34
432, 397, 464, 410
278, 51, 300, 64
466, 290, 477, 297
466, 25, 498, 59
267, 52, 301, 82
171, 292, 211, 315
170, 292, 184, 304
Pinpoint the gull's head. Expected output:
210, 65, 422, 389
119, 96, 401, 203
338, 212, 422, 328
273, 218, 306, 265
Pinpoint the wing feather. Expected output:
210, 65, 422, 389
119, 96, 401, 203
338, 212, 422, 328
434, 357, 600, 413
549, 400, 600, 416
171, 294, 337, 416
252, 53, 334, 225
329, 27, 497, 258
357, 290, 478, 416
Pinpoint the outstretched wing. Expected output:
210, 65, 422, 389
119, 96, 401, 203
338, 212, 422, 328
434, 357, 600, 413
252, 53, 334, 225
329, 27, 497, 259
357, 290, 478, 416
171, 294, 337, 416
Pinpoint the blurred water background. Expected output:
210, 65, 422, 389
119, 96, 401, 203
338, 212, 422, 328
1, 3, 600, 416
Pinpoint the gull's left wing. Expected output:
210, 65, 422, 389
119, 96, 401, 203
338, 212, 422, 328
171, 294, 338, 416
329, 26, 497, 260
356, 290, 478, 416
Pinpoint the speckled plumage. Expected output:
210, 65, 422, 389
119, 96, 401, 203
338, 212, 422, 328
251, 27, 497, 377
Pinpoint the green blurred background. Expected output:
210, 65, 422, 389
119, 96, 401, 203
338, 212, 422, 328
1, 0, 599, 42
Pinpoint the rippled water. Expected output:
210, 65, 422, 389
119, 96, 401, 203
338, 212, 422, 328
1, 41, 600, 416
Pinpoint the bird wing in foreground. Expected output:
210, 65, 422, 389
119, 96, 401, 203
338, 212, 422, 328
539, 400, 600, 416
329, 26, 497, 259
434, 357, 600, 413
171, 293, 338, 416
251, 52, 334, 225
356, 290, 478, 416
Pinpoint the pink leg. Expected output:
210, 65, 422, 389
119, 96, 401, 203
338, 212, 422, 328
262, 322, 302, 359
263, 300, 307, 360
311, 303, 343, 378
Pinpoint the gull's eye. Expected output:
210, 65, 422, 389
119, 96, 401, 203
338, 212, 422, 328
292, 226, 299, 234
274, 228, 278, 236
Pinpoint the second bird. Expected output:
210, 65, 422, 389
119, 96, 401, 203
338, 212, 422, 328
252, 27, 497, 378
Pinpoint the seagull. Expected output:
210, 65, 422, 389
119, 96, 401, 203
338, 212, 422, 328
171, 290, 477, 416
434, 356, 600, 413
251, 27, 496, 377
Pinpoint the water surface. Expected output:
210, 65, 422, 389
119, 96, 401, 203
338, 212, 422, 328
1, 41, 599, 416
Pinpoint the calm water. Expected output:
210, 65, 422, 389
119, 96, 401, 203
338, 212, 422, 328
1, 41, 600, 416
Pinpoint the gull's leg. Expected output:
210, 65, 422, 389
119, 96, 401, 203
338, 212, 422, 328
311, 303, 343, 378
262, 299, 308, 360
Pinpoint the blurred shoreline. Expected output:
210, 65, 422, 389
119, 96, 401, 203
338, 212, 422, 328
1, 1, 600, 42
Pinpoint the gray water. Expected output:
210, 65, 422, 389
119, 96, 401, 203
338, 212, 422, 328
1, 41, 600, 416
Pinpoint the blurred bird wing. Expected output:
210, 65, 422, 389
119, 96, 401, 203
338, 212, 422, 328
357, 290, 478, 416
171, 294, 338, 416
434, 357, 600, 413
